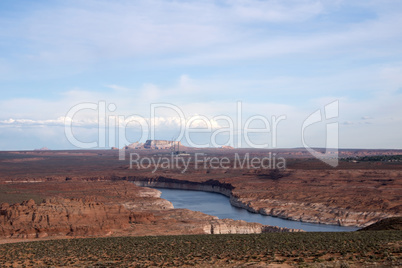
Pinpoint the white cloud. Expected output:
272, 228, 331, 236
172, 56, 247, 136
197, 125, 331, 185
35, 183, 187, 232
1, 0, 381, 67
0, 117, 96, 127
0, 114, 223, 131
1, 1, 402, 149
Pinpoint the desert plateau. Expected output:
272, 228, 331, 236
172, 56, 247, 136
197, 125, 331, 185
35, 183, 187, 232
0, 148, 401, 266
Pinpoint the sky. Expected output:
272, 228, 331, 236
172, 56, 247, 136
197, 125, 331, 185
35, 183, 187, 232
0, 0, 401, 150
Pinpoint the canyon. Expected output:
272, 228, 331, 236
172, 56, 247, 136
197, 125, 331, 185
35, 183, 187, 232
0, 181, 300, 241
130, 175, 400, 227
0, 148, 401, 242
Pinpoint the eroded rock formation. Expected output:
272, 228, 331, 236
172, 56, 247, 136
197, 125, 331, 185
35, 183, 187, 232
0, 191, 300, 241
144, 140, 184, 149
0, 198, 133, 238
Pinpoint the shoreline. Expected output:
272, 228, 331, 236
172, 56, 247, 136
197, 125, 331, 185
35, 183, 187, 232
151, 186, 360, 232
131, 178, 349, 227
129, 176, 386, 228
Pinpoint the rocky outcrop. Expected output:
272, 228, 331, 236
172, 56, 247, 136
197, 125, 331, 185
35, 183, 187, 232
144, 140, 183, 149
122, 198, 174, 211
123, 140, 186, 150
132, 177, 233, 197
124, 142, 144, 149
0, 198, 133, 239
233, 197, 395, 227
203, 219, 300, 234
122, 187, 174, 210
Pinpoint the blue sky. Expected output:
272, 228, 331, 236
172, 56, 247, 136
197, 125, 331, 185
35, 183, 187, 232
0, 0, 401, 150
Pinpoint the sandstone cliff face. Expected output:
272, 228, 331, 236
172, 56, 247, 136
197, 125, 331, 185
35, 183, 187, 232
132, 178, 233, 197
144, 140, 183, 149
257, 200, 394, 227
230, 196, 396, 227
125, 142, 144, 149
0, 198, 134, 239
0, 195, 299, 241
203, 219, 300, 234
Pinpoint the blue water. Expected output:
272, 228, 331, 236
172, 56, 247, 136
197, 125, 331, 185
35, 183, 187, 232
154, 187, 359, 232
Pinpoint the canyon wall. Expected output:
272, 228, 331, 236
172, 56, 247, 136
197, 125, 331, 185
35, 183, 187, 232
0, 183, 300, 241
132, 178, 233, 197
131, 177, 398, 227
0, 198, 134, 239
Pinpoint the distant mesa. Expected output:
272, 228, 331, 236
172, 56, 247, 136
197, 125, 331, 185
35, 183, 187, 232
144, 140, 183, 149
124, 142, 144, 150
34, 147, 50, 151
121, 140, 232, 150
123, 140, 185, 150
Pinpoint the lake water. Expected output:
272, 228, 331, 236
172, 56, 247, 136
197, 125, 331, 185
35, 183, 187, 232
154, 187, 359, 232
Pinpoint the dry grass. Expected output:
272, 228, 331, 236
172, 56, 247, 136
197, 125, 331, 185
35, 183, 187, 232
0, 231, 400, 267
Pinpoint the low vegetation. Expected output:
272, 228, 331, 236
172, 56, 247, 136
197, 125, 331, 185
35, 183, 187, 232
0, 231, 400, 267
343, 155, 402, 162
0, 184, 44, 205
